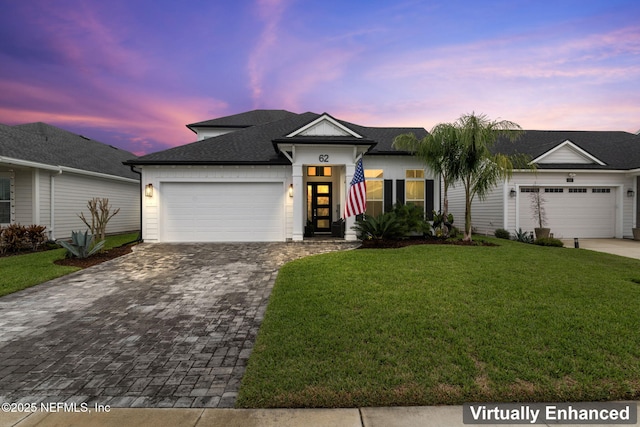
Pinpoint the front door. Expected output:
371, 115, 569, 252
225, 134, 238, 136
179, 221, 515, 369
307, 182, 332, 233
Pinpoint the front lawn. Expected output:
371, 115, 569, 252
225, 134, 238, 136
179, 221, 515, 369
0, 232, 138, 298
236, 238, 640, 408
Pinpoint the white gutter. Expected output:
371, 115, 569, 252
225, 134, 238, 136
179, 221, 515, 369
0, 156, 139, 183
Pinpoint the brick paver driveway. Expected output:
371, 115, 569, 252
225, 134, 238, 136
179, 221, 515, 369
0, 242, 358, 408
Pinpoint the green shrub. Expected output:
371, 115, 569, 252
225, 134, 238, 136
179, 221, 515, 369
56, 230, 105, 259
391, 203, 427, 235
514, 228, 534, 243
494, 228, 511, 239
431, 210, 454, 238
353, 212, 406, 241
534, 237, 564, 247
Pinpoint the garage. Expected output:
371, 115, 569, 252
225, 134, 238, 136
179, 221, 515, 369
160, 182, 285, 242
518, 187, 616, 238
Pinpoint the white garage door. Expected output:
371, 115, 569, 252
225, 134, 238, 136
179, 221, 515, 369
518, 187, 616, 238
161, 182, 285, 242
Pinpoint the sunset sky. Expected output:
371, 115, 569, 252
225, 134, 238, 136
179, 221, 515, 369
1, 0, 638, 155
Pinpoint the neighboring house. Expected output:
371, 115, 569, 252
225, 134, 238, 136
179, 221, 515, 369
0, 122, 140, 240
447, 131, 640, 239
125, 110, 436, 242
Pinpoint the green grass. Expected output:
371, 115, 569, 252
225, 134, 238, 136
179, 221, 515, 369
0, 232, 138, 298
236, 238, 640, 408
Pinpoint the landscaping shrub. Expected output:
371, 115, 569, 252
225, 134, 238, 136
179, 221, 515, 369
514, 228, 534, 243
25, 224, 47, 250
494, 228, 511, 239
431, 210, 454, 238
353, 212, 406, 241
56, 230, 105, 259
534, 237, 564, 247
0, 223, 49, 254
391, 203, 428, 235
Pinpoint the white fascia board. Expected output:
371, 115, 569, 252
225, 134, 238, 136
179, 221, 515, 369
0, 156, 138, 183
531, 140, 606, 165
286, 114, 363, 138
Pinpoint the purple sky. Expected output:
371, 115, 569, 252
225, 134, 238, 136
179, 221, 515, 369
1, 0, 639, 156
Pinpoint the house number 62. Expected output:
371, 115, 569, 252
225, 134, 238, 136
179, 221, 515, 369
318, 154, 329, 162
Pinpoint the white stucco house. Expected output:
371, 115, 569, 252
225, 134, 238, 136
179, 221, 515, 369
0, 122, 140, 240
126, 110, 438, 242
447, 131, 640, 239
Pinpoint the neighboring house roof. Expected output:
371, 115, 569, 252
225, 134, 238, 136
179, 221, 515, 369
492, 130, 640, 170
129, 111, 429, 166
0, 122, 139, 179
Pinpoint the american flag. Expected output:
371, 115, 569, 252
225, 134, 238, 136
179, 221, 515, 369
344, 158, 366, 218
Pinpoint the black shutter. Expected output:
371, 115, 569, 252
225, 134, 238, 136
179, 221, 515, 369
396, 179, 405, 205
384, 179, 393, 212
426, 179, 435, 220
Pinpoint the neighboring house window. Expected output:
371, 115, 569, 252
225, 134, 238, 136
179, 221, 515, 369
568, 188, 587, 193
0, 177, 10, 224
405, 169, 425, 209
364, 169, 384, 217
592, 188, 611, 193
520, 187, 540, 193
307, 166, 332, 177
544, 188, 564, 193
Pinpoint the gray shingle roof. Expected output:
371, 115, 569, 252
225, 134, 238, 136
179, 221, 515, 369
492, 130, 640, 170
186, 109, 298, 131
129, 111, 428, 165
1, 122, 139, 179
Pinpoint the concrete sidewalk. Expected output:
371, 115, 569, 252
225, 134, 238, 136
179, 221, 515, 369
2, 405, 639, 427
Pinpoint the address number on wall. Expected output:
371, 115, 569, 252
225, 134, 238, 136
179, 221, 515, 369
318, 154, 329, 162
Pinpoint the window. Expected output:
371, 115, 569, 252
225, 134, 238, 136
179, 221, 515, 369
0, 177, 10, 224
568, 188, 587, 193
592, 188, 611, 193
405, 169, 425, 208
544, 188, 564, 193
520, 187, 540, 193
307, 166, 332, 177
364, 169, 383, 216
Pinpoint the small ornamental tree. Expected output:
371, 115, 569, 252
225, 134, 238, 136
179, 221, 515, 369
78, 198, 120, 241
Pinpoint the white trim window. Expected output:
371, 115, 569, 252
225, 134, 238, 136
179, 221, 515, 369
364, 169, 384, 217
0, 176, 10, 224
406, 169, 425, 209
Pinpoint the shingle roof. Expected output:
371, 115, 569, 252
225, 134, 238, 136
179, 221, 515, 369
492, 130, 640, 170
0, 122, 139, 179
129, 111, 428, 165
186, 109, 298, 131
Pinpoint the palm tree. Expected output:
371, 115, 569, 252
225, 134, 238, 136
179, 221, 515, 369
393, 123, 462, 236
454, 113, 523, 241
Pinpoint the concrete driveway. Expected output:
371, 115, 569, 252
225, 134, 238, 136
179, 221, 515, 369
0, 242, 358, 409
561, 238, 640, 260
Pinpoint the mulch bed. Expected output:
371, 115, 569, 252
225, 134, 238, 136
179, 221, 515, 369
54, 244, 135, 268
360, 237, 498, 249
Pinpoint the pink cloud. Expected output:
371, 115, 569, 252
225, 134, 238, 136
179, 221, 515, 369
247, 0, 290, 106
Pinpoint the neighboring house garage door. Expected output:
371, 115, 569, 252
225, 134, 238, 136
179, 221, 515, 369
518, 187, 616, 238
161, 182, 285, 242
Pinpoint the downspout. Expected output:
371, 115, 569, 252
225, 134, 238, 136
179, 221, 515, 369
49, 168, 62, 241
125, 165, 143, 244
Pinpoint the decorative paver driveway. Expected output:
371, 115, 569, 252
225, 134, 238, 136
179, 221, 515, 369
0, 242, 358, 408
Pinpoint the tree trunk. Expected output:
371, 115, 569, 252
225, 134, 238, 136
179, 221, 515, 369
464, 185, 472, 242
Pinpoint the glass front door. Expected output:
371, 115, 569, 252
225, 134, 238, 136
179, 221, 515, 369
307, 182, 332, 233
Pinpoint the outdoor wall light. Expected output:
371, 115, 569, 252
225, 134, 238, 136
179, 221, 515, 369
145, 183, 154, 198
628, 189, 635, 197
288, 184, 293, 198
509, 188, 516, 197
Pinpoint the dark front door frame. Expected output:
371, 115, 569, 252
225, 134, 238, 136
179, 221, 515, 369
308, 182, 332, 233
